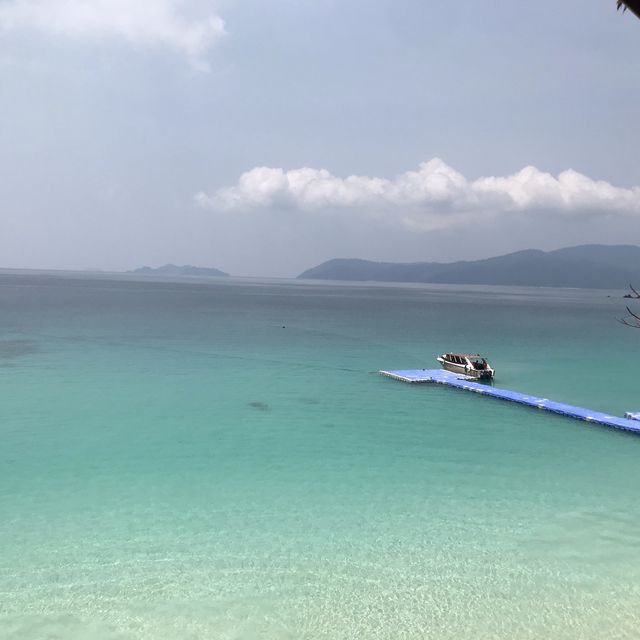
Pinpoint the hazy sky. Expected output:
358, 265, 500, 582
1, 0, 639, 276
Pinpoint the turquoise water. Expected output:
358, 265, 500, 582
2, 272, 640, 639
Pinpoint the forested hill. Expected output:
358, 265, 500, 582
298, 245, 640, 289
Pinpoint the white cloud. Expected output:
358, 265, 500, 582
196, 159, 640, 230
0, 0, 225, 67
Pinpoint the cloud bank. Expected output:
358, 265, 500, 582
196, 159, 640, 230
0, 0, 225, 66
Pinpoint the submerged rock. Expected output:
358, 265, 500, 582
248, 401, 270, 411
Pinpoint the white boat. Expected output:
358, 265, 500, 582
436, 352, 495, 380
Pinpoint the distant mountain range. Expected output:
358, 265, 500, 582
298, 245, 640, 289
130, 264, 228, 277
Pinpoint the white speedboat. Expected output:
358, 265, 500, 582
437, 352, 495, 380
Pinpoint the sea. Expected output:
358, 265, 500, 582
1, 271, 640, 640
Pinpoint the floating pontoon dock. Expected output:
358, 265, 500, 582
380, 369, 640, 435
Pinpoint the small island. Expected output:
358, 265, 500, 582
129, 264, 229, 277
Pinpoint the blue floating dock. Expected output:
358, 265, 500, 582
380, 369, 640, 435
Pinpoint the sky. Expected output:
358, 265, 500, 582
1, 0, 639, 277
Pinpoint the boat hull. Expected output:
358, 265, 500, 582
437, 357, 494, 380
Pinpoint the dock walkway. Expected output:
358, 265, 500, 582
379, 369, 640, 435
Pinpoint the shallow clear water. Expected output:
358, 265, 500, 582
1, 272, 640, 639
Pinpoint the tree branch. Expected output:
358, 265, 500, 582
618, 1, 640, 19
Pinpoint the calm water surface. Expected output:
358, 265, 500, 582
1, 272, 640, 639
